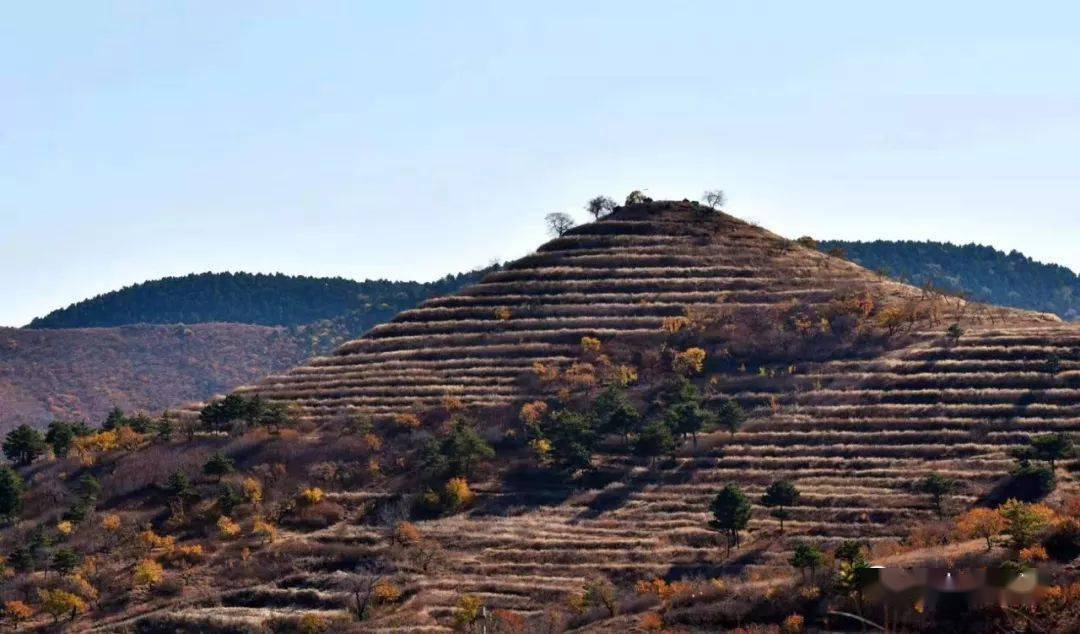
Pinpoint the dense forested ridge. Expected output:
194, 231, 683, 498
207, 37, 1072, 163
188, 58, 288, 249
4, 268, 496, 428
820, 240, 1079, 321
28, 269, 495, 329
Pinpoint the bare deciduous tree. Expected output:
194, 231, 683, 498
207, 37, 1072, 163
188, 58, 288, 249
585, 196, 616, 219
544, 212, 575, 237
350, 562, 390, 620
702, 189, 726, 209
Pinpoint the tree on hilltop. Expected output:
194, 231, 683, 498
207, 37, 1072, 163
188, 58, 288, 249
586, 196, 616, 219
702, 189, 726, 209
544, 212, 575, 237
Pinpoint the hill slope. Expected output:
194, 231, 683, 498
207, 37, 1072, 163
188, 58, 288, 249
28, 270, 491, 329
0, 324, 311, 432
1, 201, 1074, 633
820, 239, 1080, 321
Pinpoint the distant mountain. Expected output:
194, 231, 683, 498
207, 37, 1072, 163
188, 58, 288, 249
3, 268, 496, 429
28, 270, 495, 329
819, 240, 1079, 321
0, 323, 310, 432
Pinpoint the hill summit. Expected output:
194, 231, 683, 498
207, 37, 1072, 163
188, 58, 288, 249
244, 199, 1056, 423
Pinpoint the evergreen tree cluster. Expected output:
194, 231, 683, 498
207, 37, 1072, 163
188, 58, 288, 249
820, 240, 1079, 320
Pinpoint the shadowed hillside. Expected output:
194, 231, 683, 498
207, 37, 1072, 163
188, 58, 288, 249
0, 324, 310, 433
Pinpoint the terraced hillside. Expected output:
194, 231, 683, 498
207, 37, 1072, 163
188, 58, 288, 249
7, 201, 1071, 633
243, 201, 1057, 423
142, 324, 1078, 633
107, 202, 1070, 632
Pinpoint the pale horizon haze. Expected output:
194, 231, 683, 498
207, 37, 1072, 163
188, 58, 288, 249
3, 2, 1079, 326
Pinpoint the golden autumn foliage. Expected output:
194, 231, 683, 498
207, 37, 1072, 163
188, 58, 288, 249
298, 487, 325, 505
242, 477, 263, 505
57, 520, 74, 536
580, 336, 602, 355
252, 517, 277, 543
38, 589, 87, 622
138, 529, 176, 553
452, 594, 484, 628
361, 433, 383, 452
444, 477, 476, 512
563, 362, 597, 390
661, 315, 691, 333
782, 613, 806, 633
393, 521, 422, 546
162, 544, 206, 566
74, 427, 147, 457
3, 600, 33, 622
102, 513, 122, 533
530, 438, 553, 464
373, 580, 403, 604
640, 613, 664, 631
133, 558, 164, 587
441, 395, 465, 413
634, 577, 691, 600
609, 363, 638, 387
673, 347, 706, 375
492, 306, 512, 320
217, 515, 241, 539
955, 507, 1005, 550
1019, 544, 1048, 563
298, 613, 329, 634
531, 361, 561, 385
874, 305, 908, 334
568, 592, 588, 614
519, 400, 549, 425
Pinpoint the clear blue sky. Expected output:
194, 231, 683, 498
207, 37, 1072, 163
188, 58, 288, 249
3, 1, 1078, 327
